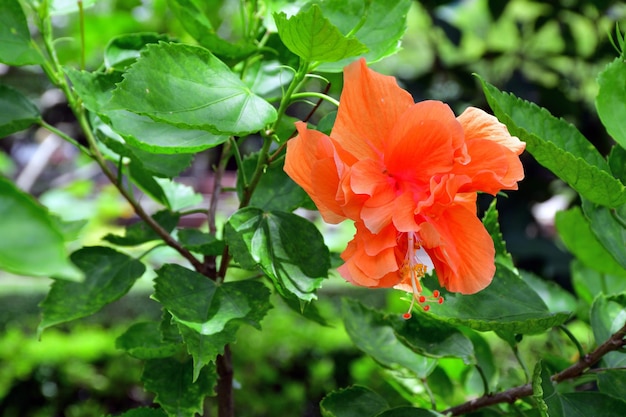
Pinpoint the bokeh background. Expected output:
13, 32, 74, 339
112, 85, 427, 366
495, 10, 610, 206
1, 0, 624, 416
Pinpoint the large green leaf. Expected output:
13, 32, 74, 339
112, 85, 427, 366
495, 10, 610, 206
555, 207, 626, 277
424, 265, 570, 334
314, 0, 413, 72
342, 299, 438, 378
479, 77, 626, 207
109, 42, 277, 135
153, 264, 272, 379
320, 385, 389, 417
0, 84, 41, 136
115, 321, 180, 359
596, 57, 626, 150
167, 0, 256, 60
0, 0, 42, 65
590, 294, 626, 367
582, 199, 626, 271
274, 4, 368, 63
38, 246, 146, 333
224, 207, 329, 301
597, 369, 626, 401
104, 32, 172, 70
0, 177, 81, 280
142, 357, 216, 417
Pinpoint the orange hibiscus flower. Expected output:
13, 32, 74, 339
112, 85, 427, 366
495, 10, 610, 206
284, 58, 525, 316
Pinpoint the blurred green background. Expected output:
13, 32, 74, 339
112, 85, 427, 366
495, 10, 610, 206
1, 0, 624, 416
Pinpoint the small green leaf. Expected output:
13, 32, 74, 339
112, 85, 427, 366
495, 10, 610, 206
597, 369, 626, 401
532, 361, 550, 417
107, 407, 167, 417
177, 229, 225, 256
482, 198, 516, 272
38, 247, 146, 333
320, 385, 389, 417
154, 178, 203, 211
0, 0, 42, 65
555, 207, 626, 277
237, 152, 308, 212
0, 177, 81, 280
0, 84, 41, 136
142, 357, 217, 417
590, 294, 626, 367
582, 199, 626, 271
342, 299, 438, 378
225, 208, 329, 301
479, 76, 626, 207
115, 321, 180, 359
374, 407, 444, 417
104, 32, 172, 70
597, 57, 626, 150
274, 4, 368, 63
425, 265, 570, 334
104, 210, 180, 246
109, 42, 277, 135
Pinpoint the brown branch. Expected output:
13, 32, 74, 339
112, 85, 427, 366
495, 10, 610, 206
216, 345, 234, 417
443, 321, 626, 416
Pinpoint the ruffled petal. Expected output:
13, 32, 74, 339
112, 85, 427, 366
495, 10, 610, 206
457, 107, 525, 154
332, 58, 414, 161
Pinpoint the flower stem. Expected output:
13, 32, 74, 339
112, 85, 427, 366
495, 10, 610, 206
559, 324, 586, 360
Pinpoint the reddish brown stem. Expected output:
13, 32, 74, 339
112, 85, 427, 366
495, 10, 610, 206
216, 345, 234, 417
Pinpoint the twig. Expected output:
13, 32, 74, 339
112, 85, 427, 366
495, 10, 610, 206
443, 321, 626, 416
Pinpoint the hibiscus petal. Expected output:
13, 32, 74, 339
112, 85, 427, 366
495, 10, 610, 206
457, 107, 525, 155
332, 58, 414, 161
421, 204, 496, 294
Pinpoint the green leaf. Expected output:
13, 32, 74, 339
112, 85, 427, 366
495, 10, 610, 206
320, 385, 389, 417
153, 264, 272, 379
154, 178, 203, 211
479, 76, 626, 207
104, 210, 180, 246
555, 207, 626, 277
107, 407, 167, 417
571, 260, 626, 306
0, 0, 42, 65
521, 270, 578, 314
342, 299, 438, 378
582, 199, 626, 271
224, 208, 329, 301
274, 4, 368, 63
237, 152, 308, 212
0, 84, 41, 136
142, 357, 217, 417
590, 293, 626, 367
115, 321, 180, 359
109, 42, 277, 135
0, 176, 81, 280
531, 361, 551, 417
425, 265, 570, 334
315, 0, 413, 72
374, 407, 444, 417
597, 369, 626, 401
167, 0, 256, 60
609, 145, 626, 184
391, 312, 475, 364
596, 57, 626, 150
549, 392, 626, 417
482, 198, 516, 272
38, 246, 146, 333
177, 229, 225, 256
104, 32, 172, 70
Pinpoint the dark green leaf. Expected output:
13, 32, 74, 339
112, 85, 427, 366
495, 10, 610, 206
609, 145, 626, 184
115, 321, 180, 359
0, 176, 81, 280
555, 207, 626, 277
224, 208, 329, 301
237, 152, 308, 212
482, 198, 515, 272
0, 0, 42, 65
320, 385, 389, 417
109, 42, 277, 135
167, 0, 256, 60
391, 312, 475, 364
590, 294, 626, 367
597, 369, 626, 401
479, 76, 626, 207
374, 407, 444, 417
342, 299, 438, 378
107, 407, 167, 417
553, 392, 626, 417
582, 199, 626, 271
104, 210, 180, 246
464, 329, 496, 389
104, 32, 172, 70
38, 247, 146, 333
142, 357, 217, 417
425, 265, 570, 334
274, 4, 368, 63
596, 57, 626, 150
127, 159, 169, 205
0, 84, 41, 136
316, 0, 413, 72
178, 229, 225, 256
280, 293, 330, 326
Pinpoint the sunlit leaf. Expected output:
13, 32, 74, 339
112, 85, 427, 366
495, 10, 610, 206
0, 177, 81, 280
0, 84, 41, 136
109, 42, 277, 135
38, 247, 145, 333
342, 299, 438, 378
154, 179, 203, 212
0, 0, 42, 65
596, 57, 626, 150
320, 385, 389, 417
479, 76, 626, 207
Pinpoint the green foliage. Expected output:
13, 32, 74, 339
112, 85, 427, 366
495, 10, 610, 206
0, 84, 40, 136
0, 0, 42, 65
596, 57, 626, 150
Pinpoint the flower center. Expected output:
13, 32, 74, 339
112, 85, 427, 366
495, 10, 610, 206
400, 232, 444, 319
